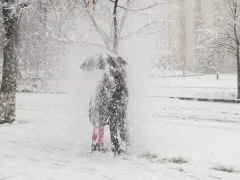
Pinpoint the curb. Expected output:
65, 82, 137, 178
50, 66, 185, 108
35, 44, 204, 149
149, 74, 204, 78
149, 86, 237, 90
149, 96, 240, 104
17, 91, 68, 94
170, 97, 240, 104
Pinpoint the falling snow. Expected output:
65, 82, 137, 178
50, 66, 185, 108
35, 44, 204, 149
0, 0, 240, 179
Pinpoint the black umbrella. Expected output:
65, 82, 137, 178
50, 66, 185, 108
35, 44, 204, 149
80, 52, 127, 71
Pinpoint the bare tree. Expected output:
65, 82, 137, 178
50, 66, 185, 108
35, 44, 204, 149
0, 0, 28, 124
17, 0, 79, 92
202, 0, 240, 98
80, 0, 160, 54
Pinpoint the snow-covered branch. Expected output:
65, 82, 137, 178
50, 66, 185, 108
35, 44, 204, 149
108, 0, 162, 12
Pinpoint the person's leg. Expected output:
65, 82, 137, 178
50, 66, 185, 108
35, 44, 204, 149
97, 126, 105, 151
92, 126, 99, 151
109, 118, 120, 153
118, 118, 130, 152
118, 119, 126, 142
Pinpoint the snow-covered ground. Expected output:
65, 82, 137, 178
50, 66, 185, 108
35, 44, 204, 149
148, 74, 238, 99
1, 89, 240, 179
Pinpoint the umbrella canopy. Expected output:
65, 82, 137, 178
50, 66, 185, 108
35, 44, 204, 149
80, 52, 127, 71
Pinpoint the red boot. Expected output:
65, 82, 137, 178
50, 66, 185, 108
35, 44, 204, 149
91, 126, 105, 152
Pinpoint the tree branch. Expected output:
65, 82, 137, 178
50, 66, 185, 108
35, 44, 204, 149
120, 20, 159, 39
80, 0, 110, 49
109, 0, 162, 12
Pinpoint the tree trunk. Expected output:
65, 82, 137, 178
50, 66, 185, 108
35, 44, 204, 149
237, 54, 240, 99
233, 7, 240, 99
113, 0, 119, 54
0, 0, 19, 124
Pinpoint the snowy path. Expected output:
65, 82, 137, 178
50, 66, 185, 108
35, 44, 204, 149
0, 93, 240, 179
1, 123, 239, 180
2, 139, 238, 180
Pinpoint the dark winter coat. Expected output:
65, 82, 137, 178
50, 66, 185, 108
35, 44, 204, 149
89, 60, 128, 127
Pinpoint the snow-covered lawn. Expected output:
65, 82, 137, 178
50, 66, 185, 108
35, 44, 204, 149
1, 92, 240, 180
148, 74, 238, 99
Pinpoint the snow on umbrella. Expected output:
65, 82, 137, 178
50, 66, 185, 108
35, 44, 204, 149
80, 52, 127, 71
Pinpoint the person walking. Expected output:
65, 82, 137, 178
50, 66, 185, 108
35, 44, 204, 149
81, 53, 129, 154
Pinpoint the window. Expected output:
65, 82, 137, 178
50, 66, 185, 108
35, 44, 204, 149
195, 0, 201, 12
179, 15, 186, 30
179, 0, 185, 14
195, 19, 202, 30
195, 14, 202, 30
179, 31, 186, 48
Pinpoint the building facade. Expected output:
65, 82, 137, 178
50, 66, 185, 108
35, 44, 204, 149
169, 0, 236, 73
170, 0, 214, 72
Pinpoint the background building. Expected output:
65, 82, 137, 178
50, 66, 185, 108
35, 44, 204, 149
169, 0, 236, 73
170, 0, 213, 72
